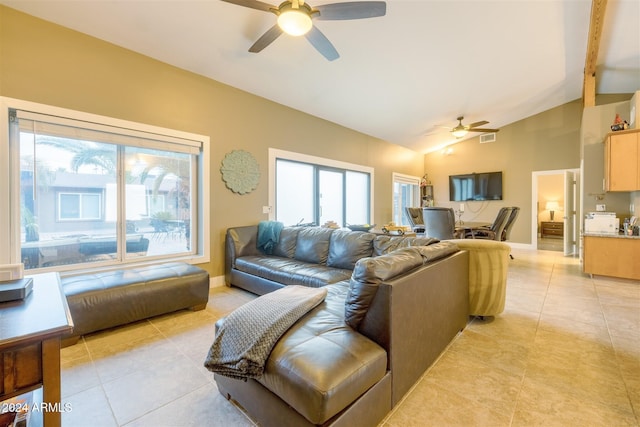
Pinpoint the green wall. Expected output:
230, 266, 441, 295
0, 6, 424, 277
424, 94, 634, 246
425, 100, 584, 245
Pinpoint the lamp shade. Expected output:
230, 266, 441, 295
545, 201, 560, 211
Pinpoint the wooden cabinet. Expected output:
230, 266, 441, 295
605, 129, 640, 191
541, 221, 563, 239
584, 236, 640, 280
0, 273, 73, 427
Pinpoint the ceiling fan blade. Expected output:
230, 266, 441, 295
467, 120, 489, 128
305, 26, 339, 61
469, 128, 500, 133
315, 1, 387, 20
220, 0, 276, 12
249, 25, 283, 53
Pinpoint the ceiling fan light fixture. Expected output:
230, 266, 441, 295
451, 129, 467, 138
277, 9, 313, 36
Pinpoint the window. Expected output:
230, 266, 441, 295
270, 149, 373, 227
1, 97, 210, 272
392, 173, 421, 226
58, 192, 102, 220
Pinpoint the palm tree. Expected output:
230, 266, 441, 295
36, 136, 116, 175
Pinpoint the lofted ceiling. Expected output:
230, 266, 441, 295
2, 0, 639, 153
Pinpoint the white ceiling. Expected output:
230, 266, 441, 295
3, 0, 639, 153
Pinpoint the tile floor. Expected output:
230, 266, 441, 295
537, 236, 564, 252
60, 248, 639, 426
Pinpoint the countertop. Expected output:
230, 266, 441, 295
583, 232, 640, 240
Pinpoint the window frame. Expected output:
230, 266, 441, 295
268, 149, 374, 226
392, 173, 421, 227
0, 96, 210, 271
57, 192, 103, 221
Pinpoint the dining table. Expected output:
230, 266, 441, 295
454, 221, 492, 239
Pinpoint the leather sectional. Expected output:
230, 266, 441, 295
217, 225, 469, 426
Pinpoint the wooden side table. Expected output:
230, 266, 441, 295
0, 273, 73, 427
541, 221, 564, 239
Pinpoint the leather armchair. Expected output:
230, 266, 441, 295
466, 207, 512, 241
422, 207, 456, 240
404, 207, 425, 233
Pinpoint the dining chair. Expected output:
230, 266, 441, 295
501, 207, 520, 241
466, 207, 512, 241
404, 207, 425, 233
422, 207, 456, 240
501, 206, 520, 259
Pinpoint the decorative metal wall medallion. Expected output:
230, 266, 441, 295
220, 150, 260, 194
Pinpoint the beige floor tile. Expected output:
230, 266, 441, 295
101, 356, 210, 425
504, 287, 547, 314
61, 356, 101, 398
466, 313, 538, 348
539, 302, 609, 330
512, 376, 637, 427
446, 329, 530, 378
83, 320, 165, 357
125, 383, 255, 427
424, 349, 524, 418
149, 307, 219, 337
602, 303, 640, 338
59, 251, 640, 427
62, 385, 118, 427
91, 336, 185, 384
384, 379, 511, 427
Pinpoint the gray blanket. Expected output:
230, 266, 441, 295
204, 285, 327, 380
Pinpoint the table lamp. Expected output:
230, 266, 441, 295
545, 201, 560, 221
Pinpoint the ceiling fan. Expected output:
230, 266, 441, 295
449, 116, 499, 138
221, 0, 387, 61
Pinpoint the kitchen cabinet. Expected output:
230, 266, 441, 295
604, 129, 640, 191
583, 235, 640, 280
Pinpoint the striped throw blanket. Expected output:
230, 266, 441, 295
204, 285, 327, 380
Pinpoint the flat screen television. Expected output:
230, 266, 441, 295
449, 171, 503, 201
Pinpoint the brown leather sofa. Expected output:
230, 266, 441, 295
61, 262, 209, 346
217, 226, 469, 426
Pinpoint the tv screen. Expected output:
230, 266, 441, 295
449, 171, 503, 201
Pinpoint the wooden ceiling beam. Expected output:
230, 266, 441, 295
583, 0, 608, 107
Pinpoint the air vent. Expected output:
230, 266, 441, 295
479, 133, 496, 144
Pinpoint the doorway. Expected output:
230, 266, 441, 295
531, 169, 580, 255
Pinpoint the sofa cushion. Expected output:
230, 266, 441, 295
373, 235, 439, 256
258, 283, 387, 425
235, 256, 352, 288
414, 241, 461, 262
345, 248, 424, 329
273, 227, 300, 258
294, 227, 335, 264
327, 229, 375, 270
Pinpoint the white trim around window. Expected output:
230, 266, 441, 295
267, 148, 375, 223
392, 172, 421, 227
0, 96, 211, 269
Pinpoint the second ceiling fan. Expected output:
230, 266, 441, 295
449, 116, 499, 138
221, 0, 387, 61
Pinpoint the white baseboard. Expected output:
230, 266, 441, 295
507, 242, 536, 251
210, 275, 226, 288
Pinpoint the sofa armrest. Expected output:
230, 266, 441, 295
225, 226, 261, 285
358, 250, 469, 405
